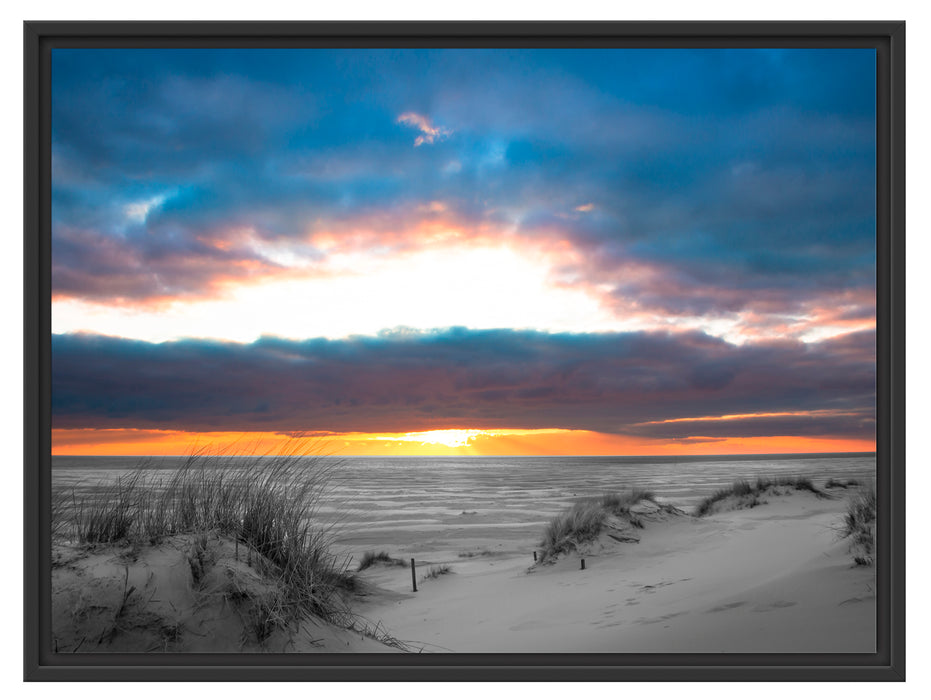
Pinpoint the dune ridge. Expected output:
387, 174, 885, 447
51, 474, 875, 654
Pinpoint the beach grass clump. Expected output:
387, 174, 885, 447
695, 483, 749, 517
539, 489, 656, 561
825, 478, 861, 489
421, 564, 452, 581
69, 471, 145, 543
843, 482, 876, 566
542, 500, 605, 559
601, 488, 655, 512
57, 450, 355, 628
695, 476, 828, 517
357, 550, 407, 571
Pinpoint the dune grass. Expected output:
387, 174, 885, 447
457, 549, 495, 558
600, 488, 655, 513
539, 488, 656, 561
421, 564, 452, 581
56, 449, 355, 629
825, 478, 861, 489
843, 482, 876, 566
695, 476, 827, 517
357, 550, 407, 571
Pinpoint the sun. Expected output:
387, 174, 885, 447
387, 429, 489, 448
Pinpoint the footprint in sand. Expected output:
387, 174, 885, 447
634, 611, 685, 625
706, 601, 747, 613
838, 595, 874, 606
597, 620, 624, 629
752, 600, 797, 613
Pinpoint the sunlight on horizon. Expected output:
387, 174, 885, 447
378, 429, 491, 448
51, 427, 875, 458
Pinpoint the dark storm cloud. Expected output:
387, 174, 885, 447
52, 48, 876, 318
51, 328, 875, 439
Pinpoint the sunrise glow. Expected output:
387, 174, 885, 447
52, 428, 874, 457
52, 241, 631, 343
50, 48, 876, 456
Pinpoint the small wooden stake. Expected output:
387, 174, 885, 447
533, 551, 537, 562
411, 558, 418, 592
580, 558, 586, 570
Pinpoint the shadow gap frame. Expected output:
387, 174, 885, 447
24, 20, 905, 682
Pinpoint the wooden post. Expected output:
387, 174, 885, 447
580, 558, 586, 570
411, 558, 417, 592
533, 551, 537, 562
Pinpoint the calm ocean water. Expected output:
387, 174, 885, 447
52, 453, 875, 561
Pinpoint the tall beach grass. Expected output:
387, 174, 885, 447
55, 448, 354, 626
539, 488, 656, 561
843, 481, 876, 566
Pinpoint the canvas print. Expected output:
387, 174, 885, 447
50, 48, 877, 654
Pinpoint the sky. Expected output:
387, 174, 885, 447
50, 48, 877, 456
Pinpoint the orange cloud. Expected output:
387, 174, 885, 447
397, 112, 452, 147
633, 409, 867, 426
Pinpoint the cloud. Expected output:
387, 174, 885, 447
397, 112, 452, 146
51, 195, 876, 350
50, 48, 876, 347
626, 410, 875, 439
52, 328, 875, 441
52, 224, 283, 304
124, 193, 171, 224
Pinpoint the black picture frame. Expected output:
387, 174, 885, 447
24, 20, 905, 682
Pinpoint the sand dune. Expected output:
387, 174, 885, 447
354, 488, 875, 653
50, 484, 874, 654
51, 536, 401, 653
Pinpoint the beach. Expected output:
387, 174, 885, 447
353, 484, 875, 653
40, 41, 885, 680
53, 453, 876, 558
50, 454, 876, 654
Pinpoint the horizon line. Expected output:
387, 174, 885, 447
53, 450, 877, 459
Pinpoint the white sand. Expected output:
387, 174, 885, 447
51, 536, 398, 653
355, 489, 875, 653
51, 486, 874, 653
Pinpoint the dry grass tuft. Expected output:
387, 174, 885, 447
54, 447, 355, 632
843, 482, 876, 566
825, 478, 861, 489
421, 564, 452, 581
539, 488, 657, 561
695, 476, 828, 517
357, 550, 407, 571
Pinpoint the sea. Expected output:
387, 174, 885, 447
52, 453, 875, 562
